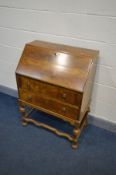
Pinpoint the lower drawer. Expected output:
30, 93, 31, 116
19, 90, 79, 120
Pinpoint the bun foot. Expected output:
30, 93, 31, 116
72, 142, 78, 149
22, 121, 28, 126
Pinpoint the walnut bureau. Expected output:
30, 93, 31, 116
16, 40, 99, 149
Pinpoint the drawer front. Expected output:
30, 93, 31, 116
17, 76, 82, 106
19, 90, 79, 120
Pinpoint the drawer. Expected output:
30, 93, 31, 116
19, 89, 79, 120
17, 76, 82, 106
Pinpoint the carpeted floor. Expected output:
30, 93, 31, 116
0, 92, 116, 175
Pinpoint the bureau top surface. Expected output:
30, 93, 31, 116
16, 40, 99, 92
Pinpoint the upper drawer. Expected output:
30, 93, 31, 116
17, 75, 82, 106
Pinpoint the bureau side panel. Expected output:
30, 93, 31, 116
79, 62, 97, 121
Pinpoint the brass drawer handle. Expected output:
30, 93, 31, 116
62, 107, 66, 112
28, 95, 32, 101
62, 93, 67, 99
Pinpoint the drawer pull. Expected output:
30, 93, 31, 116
62, 93, 67, 99
62, 107, 66, 112
28, 95, 32, 101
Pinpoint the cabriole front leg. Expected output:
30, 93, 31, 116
72, 127, 79, 149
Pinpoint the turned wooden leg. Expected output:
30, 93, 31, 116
84, 106, 90, 127
84, 117, 88, 127
19, 105, 28, 126
72, 127, 79, 149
